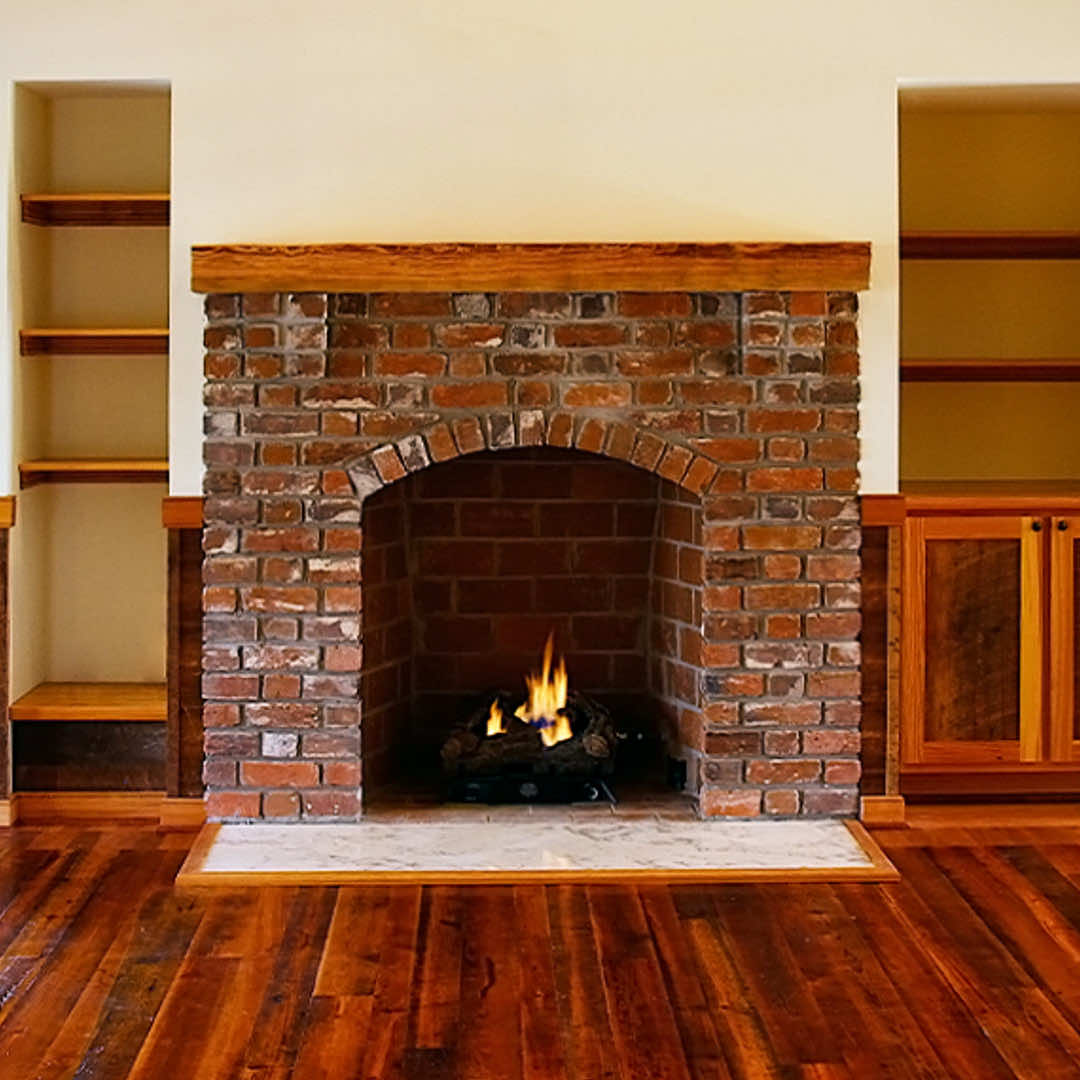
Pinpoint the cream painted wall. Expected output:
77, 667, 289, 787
900, 105, 1080, 481
7, 86, 169, 696
4, 1, 1080, 499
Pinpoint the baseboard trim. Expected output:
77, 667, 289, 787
0, 797, 18, 826
905, 802, 1080, 828
159, 797, 207, 828
860, 795, 907, 828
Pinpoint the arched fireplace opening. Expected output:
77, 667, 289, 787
360, 446, 703, 809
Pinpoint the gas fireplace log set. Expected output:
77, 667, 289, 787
440, 635, 619, 803
193, 242, 871, 821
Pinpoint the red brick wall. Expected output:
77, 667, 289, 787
201, 289, 863, 819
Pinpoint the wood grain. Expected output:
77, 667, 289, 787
167, 528, 204, 797
0, 496, 15, 530
19, 328, 169, 355
902, 481, 1080, 516
860, 525, 889, 796
162, 495, 203, 529
860, 493, 906, 526
9, 682, 167, 722
4, 823, 1080, 1074
901, 356, 1080, 381
901, 230, 1080, 259
1050, 518, 1080, 761
189, 241, 872, 293
19, 459, 168, 487
20, 193, 170, 227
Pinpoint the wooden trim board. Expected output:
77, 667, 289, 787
174, 819, 898, 886
162, 495, 203, 529
20, 459, 168, 487
190, 241, 872, 294
21, 193, 169, 227
0, 792, 206, 827
860, 795, 907, 828
0, 496, 14, 530
10, 682, 167, 722
901, 231, 1080, 259
861, 494, 906, 526
905, 803, 1080, 828
20, 329, 169, 355
901, 356, 1080, 381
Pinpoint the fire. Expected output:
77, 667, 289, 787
487, 699, 506, 736
514, 633, 573, 747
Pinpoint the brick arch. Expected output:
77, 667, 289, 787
344, 411, 724, 504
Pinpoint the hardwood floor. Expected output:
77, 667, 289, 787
3, 825, 1080, 1077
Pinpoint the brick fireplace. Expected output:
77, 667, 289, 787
198, 246, 866, 820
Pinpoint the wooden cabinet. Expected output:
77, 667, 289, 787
898, 501, 1080, 792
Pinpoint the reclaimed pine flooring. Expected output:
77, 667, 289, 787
3, 827, 1080, 1076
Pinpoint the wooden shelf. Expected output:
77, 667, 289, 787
901, 231, 1080, 259
901, 356, 1080, 381
19, 459, 169, 488
21, 193, 169, 227
10, 682, 167, 722
190, 241, 872, 294
20, 329, 168, 356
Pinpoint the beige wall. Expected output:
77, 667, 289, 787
900, 103, 1080, 481
4, 2, 1080, 499
7, 86, 169, 696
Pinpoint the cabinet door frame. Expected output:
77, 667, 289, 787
1049, 515, 1080, 762
901, 514, 1045, 766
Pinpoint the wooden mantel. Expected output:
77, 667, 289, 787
190, 242, 871, 294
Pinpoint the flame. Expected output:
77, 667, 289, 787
514, 633, 573, 747
487, 699, 506, 736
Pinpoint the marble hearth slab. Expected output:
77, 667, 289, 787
176, 819, 897, 885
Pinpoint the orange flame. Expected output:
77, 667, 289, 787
514, 633, 573, 747
487, 699, 506, 736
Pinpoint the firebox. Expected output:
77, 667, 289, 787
200, 283, 864, 820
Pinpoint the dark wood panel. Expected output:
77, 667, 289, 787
12, 721, 166, 791
19, 329, 169, 355
190, 241, 872, 293
924, 539, 1021, 743
4, 825, 1080, 1075
168, 529, 205, 798
901, 357, 1080, 382
0, 531, 8, 800
861, 525, 888, 795
901, 230, 1080, 259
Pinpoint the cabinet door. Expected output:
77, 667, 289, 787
1049, 516, 1080, 762
902, 515, 1044, 765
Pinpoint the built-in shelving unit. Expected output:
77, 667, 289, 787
20, 328, 169, 355
19, 459, 169, 488
10, 81, 171, 805
11, 683, 167, 722
20, 193, 169, 227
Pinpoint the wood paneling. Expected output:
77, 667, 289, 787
861, 494, 906, 526
14, 791, 166, 821
0, 531, 8, 801
19, 459, 168, 487
0, 496, 15, 530
19, 329, 169, 355
167, 528, 204, 798
1049, 517, 1080, 759
924, 537, 1021, 744
20, 193, 170, 227
861, 525, 889, 795
9, 683, 166, 722
901, 356, 1080, 381
190, 241, 872, 293
162, 495, 203, 529
12, 721, 166, 791
901, 230, 1080, 259
3, 824, 1080, 1075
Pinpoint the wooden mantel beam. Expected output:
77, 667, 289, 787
190, 242, 871, 294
